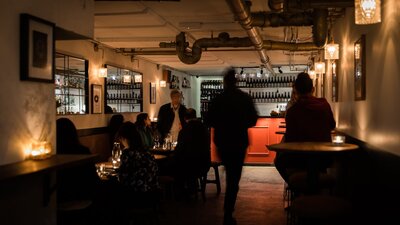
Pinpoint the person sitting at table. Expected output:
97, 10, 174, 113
172, 108, 211, 196
94, 122, 160, 224
274, 72, 336, 183
116, 122, 160, 197
56, 118, 98, 207
135, 112, 154, 150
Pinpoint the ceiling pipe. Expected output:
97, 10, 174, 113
227, 0, 275, 75
251, 12, 314, 27
175, 0, 330, 70
176, 32, 253, 64
267, 0, 354, 12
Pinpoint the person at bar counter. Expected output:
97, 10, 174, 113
207, 68, 258, 225
274, 72, 336, 183
135, 112, 154, 150
156, 89, 187, 143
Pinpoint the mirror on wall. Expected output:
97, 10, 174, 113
55, 53, 89, 115
104, 65, 143, 113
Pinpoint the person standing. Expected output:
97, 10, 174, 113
156, 89, 187, 143
274, 72, 336, 183
207, 68, 258, 225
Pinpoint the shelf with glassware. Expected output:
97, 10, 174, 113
105, 80, 142, 113
54, 53, 89, 115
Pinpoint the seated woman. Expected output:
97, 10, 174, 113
56, 118, 97, 204
135, 113, 154, 150
115, 121, 160, 206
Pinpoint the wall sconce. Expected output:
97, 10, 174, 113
98, 65, 107, 78
325, 43, 339, 60
159, 80, 167, 87
314, 62, 326, 74
28, 141, 52, 160
355, 0, 381, 25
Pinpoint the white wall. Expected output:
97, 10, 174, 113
0, 1, 93, 224
328, 0, 400, 156
0, 0, 93, 165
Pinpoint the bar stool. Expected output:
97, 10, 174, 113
205, 161, 222, 194
290, 195, 352, 225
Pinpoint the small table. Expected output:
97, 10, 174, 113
268, 142, 359, 193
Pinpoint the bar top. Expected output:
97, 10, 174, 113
0, 154, 100, 182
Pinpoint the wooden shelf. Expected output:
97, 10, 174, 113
0, 154, 100, 182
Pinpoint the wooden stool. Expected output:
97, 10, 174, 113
158, 175, 175, 200
206, 161, 222, 194
290, 195, 352, 225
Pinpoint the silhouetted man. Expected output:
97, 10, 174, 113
207, 68, 258, 225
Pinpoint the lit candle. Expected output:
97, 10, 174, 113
29, 141, 52, 160
331, 134, 345, 144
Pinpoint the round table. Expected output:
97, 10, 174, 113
268, 142, 359, 193
268, 142, 359, 153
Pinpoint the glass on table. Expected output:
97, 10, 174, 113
111, 142, 122, 168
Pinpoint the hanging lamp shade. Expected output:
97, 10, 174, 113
325, 43, 339, 60
355, 0, 381, 25
314, 62, 326, 74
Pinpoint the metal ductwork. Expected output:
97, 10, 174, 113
176, 32, 253, 65
228, 0, 275, 74
175, 0, 332, 70
267, 0, 354, 12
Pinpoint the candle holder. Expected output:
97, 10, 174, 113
331, 134, 346, 145
29, 141, 52, 160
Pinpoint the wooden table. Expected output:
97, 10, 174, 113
268, 142, 359, 193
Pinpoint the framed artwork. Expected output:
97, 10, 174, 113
150, 82, 156, 104
20, 13, 55, 83
354, 35, 366, 101
92, 84, 102, 114
331, 61, 339, 102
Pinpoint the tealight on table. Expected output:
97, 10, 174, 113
268, 142, 359, 193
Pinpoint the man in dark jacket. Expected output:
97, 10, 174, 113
207, 68, 258, 225
275, 72, 336, 182
156, 89, 187, 143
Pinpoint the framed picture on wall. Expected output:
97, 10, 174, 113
150, 82, 156, 104
20, 13, 55, 83
354, 35, 366, 101
92, 84, 102, 114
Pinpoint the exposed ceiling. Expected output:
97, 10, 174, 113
93, 0, 347, 75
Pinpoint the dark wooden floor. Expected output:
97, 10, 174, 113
158, 166, 286, 225
59, 166, 287, 225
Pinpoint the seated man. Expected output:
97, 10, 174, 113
174, 108, 211, 180
275, 72, 336, 183
159, 108, 211, 197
